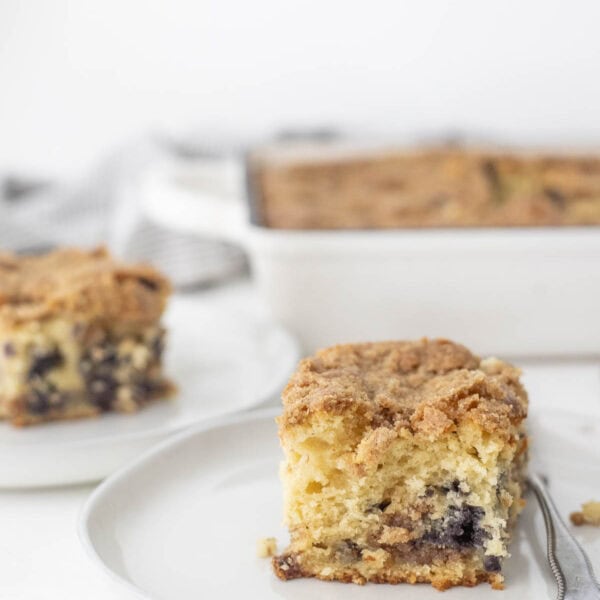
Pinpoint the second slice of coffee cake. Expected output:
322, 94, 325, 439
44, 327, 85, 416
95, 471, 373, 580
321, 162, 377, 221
0, 247, 174, 426
273, 339, 528, 590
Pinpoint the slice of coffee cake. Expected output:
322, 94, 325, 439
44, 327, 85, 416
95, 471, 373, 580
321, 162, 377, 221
273, 339, 528, 590
0, 247, 174, 426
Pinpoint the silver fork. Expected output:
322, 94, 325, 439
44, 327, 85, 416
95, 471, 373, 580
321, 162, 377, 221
529, 473, 600, 599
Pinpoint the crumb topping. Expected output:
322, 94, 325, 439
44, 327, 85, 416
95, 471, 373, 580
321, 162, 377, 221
280, 339, 527, 437
257, 537, 278, 558
571, 501, 600, 526
0, 247, 171, 327
252, 148, 600, 229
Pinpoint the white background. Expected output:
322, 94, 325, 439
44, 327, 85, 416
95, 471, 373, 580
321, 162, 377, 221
2, 0, 600, 178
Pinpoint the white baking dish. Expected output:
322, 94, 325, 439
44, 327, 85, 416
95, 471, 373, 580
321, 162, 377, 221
140, 158, 600, 357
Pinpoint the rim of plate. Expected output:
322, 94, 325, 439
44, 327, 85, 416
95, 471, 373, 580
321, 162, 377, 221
78, 407, 280, 599
0, 310, 298, 450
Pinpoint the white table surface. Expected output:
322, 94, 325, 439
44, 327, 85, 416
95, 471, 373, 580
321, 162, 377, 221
1, 278, 599, 600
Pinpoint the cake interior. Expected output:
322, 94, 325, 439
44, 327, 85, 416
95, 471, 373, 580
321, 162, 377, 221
274, 410, 527, 590
0, 316, 171, 425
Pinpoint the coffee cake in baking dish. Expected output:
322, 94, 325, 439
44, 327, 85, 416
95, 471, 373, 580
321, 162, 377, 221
273, 339, 528, 590
0, 247, 174, 426
249, 147, 600, 228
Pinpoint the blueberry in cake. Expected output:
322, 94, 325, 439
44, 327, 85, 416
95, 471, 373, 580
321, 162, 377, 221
273, 339, 528, 590
0, 247, 174, 426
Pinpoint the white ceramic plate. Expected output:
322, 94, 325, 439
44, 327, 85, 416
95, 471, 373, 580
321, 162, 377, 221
0, 297, 299, 488
80, 407, 600, 600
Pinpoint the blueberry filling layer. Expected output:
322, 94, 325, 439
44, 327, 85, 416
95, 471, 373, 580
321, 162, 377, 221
26, 385, 65, 414
81, 343, 121, 411
348, 479, 511, 574
323, 526, 503, 572
20, 329, 166, 416
422, 505, 488, 549
26, 348, 67, 414
28, 348, 64, 380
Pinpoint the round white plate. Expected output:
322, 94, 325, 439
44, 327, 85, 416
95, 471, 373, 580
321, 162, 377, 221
80, 407, 600, 600
0, 297, 299, 488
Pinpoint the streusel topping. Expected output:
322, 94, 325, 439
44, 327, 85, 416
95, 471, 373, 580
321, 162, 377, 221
251, 148, 600, 229
280, 339, 527, 437
0, 247, 171, 327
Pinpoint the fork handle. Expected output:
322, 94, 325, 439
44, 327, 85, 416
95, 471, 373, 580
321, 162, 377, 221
529, 473, 600, 600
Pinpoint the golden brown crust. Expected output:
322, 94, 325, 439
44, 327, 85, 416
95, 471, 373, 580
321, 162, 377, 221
252, 148, 600, 229
0, 247, 171, 327
272, 553, 504, 590
280, 339, 527, 438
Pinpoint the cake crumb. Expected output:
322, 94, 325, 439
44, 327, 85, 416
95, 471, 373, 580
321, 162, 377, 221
257, 537, 277, 558
274, 339, 528, 589
571, 501, 600, 526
